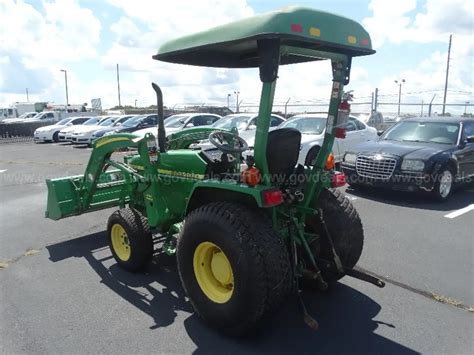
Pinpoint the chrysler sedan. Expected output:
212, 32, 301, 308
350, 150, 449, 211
341, 117, 474, 200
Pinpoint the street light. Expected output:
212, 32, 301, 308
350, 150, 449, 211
234, 91, 240, 112
135, 99, 137, 108
60, 69, 69, 107
227, 93, 231, 108
465, 101, 470, 116
394, 79, 405, 116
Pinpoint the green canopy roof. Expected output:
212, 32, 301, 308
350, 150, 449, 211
153, 6, 374, 68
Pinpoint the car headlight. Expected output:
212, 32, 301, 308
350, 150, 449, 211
401, 159, 425, 171
344, 152, 357, 164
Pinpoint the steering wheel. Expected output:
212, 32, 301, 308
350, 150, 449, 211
208, 131, 248, 153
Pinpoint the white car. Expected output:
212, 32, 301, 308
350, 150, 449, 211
133, 113, 222, 137
34, 117, 91, 142
2, 112, 38, 123
58, 116, 109, 142
70, 116, 122, 144
246, 114, 378, 166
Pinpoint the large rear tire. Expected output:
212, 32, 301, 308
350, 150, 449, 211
306, 188, 364, 282
177, 202, 292, 335
107, 208, 154, 272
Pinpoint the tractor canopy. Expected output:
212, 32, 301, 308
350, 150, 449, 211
153, 6, 374, 68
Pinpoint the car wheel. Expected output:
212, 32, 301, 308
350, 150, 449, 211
433, 168, 454, 201
52, 131, 59, 142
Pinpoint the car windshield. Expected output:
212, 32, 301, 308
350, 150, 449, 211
100, 118, 116, 126
56, 118, 72, 125
212, 115, 252, 130
279, 116, 326, 135
83, 118, 99, 125
382, 121, 460, 145
121, 115, 143, 127
165, 114, 191, 128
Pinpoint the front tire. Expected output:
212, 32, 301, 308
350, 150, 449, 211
52, 131, 59, 142
306, 188, 364, 282
432, 168, 454, 201
107, 208, 154, 272
177, 202, 292, 335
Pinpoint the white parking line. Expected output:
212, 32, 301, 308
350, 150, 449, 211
444, 205, 474, 219
0, 169, 6, 173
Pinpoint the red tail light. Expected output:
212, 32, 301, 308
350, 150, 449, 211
262, 189, 283, 207
331, 171, 346, 187
334, 127, 346, 138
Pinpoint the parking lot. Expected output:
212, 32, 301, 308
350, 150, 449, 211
1, 141, 473, 354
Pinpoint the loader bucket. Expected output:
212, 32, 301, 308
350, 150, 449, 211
45, 175, 83, 220
45, 170, 130, 220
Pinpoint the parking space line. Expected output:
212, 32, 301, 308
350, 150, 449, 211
0, 169, 6, 173
444, 204, 474, 219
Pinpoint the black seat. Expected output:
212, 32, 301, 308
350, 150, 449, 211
266, 128, 301, 184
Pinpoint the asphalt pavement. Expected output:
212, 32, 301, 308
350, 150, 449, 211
1, 142, 473, 354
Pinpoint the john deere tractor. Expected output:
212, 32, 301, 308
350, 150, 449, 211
46, 7, 384, 335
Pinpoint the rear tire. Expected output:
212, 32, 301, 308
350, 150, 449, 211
107, 208, 153, 272
177, 202, 292, 335
52, 131, 59, 142
306, 188, 364, 282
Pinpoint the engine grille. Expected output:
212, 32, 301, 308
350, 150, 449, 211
356, 154, 397, 180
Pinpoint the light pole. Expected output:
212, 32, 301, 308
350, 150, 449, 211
394, 79, 405, 116
234, 91, 240, 112
227, 93, 231, 108
60, 69, 69, 107
135, 99, 137, 108
465, 102, 470, 116
26, 88, 29, 102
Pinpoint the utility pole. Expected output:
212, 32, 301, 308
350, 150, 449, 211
227, 93, 231, 108
134, 99, 137, 108
26, 88, 29, 102
465, 101, 470, 116
371, 91, 374, 111
442, 34, 452, 116
234, 91, 240, 112
428, 94, 436, 116
60, 69, 69, 107
374, 87, 379, 112
284, 97, 291, 118
116, 63, 122, 108
394, 79, 405, 116
420, 100, 424, 116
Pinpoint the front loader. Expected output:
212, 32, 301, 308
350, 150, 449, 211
46, 6, 384, 335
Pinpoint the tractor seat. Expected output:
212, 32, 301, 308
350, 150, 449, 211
266, 128, 302, 184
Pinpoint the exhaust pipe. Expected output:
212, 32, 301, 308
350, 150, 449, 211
151, 83, 166, 153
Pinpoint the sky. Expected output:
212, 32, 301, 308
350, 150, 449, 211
0, 0, 473, 115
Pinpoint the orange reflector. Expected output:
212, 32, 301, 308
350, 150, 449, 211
331, 171, 346, 187
325, 153, 335, 170
335, 127, 346, 139
262, 189, 283, 207
360, 38, 369, 46
241, 166, 261, 187
348, 35, 357, 44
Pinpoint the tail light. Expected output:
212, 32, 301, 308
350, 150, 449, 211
262, 189, 283, 207
331, 171, 346, 187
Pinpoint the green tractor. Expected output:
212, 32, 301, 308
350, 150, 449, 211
46, 7, 384, 335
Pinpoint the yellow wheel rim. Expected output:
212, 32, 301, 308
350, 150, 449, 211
111, 224, 131, 261
193, 242, 234, 304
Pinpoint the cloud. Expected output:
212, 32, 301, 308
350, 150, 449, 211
0, 0, 102, 104
363, 0, 474, 47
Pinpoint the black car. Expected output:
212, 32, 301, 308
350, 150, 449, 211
341, 117, 474, 200
107, 114, 158, 135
